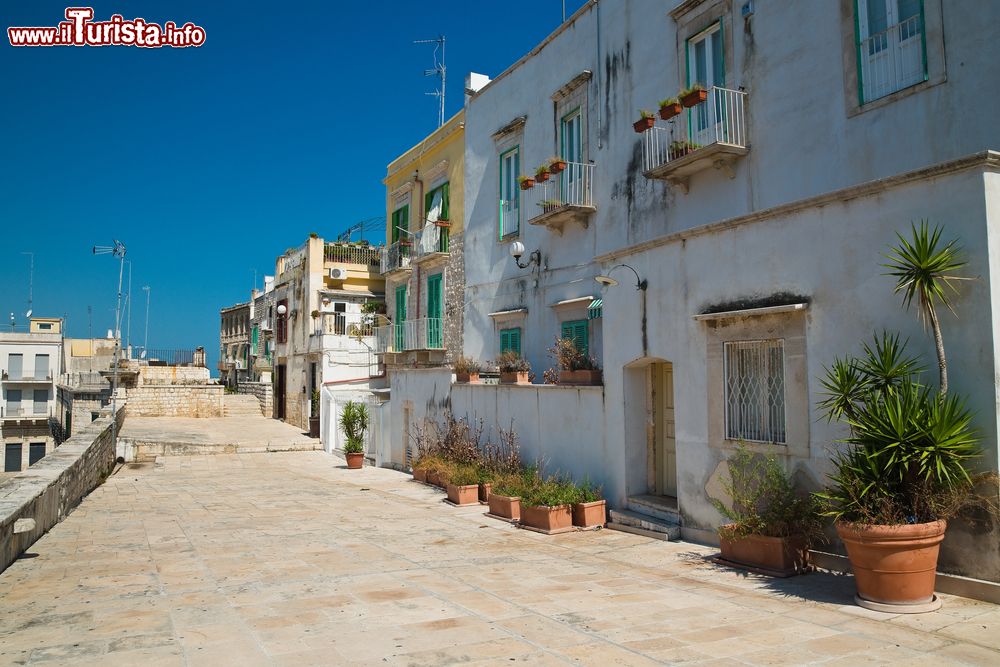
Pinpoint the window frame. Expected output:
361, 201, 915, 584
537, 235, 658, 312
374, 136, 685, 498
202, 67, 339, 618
853, 0, 928, 106
498, 145, 521, 240
391, 204, 410, 245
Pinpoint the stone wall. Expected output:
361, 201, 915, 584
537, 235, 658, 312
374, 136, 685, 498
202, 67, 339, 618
443, 232, 465, 366
125, 385, 224, 417
139, 366, 211, 386
0, 408, 124, 573
236, 382, 273, 417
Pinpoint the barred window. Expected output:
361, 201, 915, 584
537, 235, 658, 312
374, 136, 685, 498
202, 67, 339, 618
724, 339, 786, 444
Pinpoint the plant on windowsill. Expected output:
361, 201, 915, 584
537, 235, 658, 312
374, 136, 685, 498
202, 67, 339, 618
453, 355, 482, 384
710, 444, 823, 577
548, 156, 567, 174
308, 389, 321, 439
549, 337, 602, 386
496, 351, 531, 385
535, 164, 551, 183
633, 110, 656, 133
680, 84, 707, 108
518, 175, 535, 191
658, 97, 682, 120
340, 400, 368, 469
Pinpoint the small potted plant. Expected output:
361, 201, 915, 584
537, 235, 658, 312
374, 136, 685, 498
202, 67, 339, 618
446, 463, 481, 506
477, 466, 493, 504
518, 175, 535, 191
311, 309, 321, 319
711, 445, 823, 577
658, 97, 682, 120
453, 356, 482, 384
487, 473, 524, 522
538, 199, 563, 214
549, 337, 602, 386
339, 400, 368, 469
572, 480, 606, 528
520, 476, 576, 534
496, 351, 531, 385
669, 140, 701, 160
308, 390, 321, 438
633, 110, 656, 133
680, 84, 707, 108
548, 156, 567, 174
411, 455, 430, 483
535, 164, 551, 183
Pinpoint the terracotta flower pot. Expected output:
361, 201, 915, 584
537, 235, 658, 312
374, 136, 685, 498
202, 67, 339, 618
346, 452, 363, 469
426, 469, 441, 487
455, 372, 480, 384
412, 467, 427, 483
633, 117, 655, 133
499, 371, 530, 385
478, 482, 492, 503
549, 160, 567, 174
837, 520, 947, 612
447, 483, 480, 506
536, 170, 550, 183
488, 493, 520, 521
718, 531, 808, 577
519, 178, 535, 191
659, 103, 682, 120
681, 88, 708, 107
558, 369, 603, 386
572, 500, 606, 528
521, 504, 574, 534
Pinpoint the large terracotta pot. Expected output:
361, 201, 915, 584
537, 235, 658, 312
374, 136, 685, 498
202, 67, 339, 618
478, 482, 492, 503
346, 452, 363, 469
718, 531, 808, 577
412, 467, 427, 483
558, 370, 603, 386
521, 504, 573, 534
447, 484, 479, 506
426, 469, 441, 487
572, 500, 606, 528
837, 520, 946, 612
455, 372, 480, 384
499, 371, 530, 385
488, 493, 520, 521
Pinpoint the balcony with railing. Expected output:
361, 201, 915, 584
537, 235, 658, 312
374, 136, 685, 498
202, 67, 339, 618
308, 312, 375, 354
2, 370, 53, 383
410, 222, 451, 264
380, 241, 412, 275
323, 243, 382, 268
525, 161, 596, 234
373, 318, 444, 355
641, 86, 748, 192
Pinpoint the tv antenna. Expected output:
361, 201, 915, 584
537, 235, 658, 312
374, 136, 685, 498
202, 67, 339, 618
337, 216, 385, 243
21, 252, 33, 318
414, 35, 446, 128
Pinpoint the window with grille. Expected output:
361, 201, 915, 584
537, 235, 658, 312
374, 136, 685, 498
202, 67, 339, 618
724, 339, 786, 444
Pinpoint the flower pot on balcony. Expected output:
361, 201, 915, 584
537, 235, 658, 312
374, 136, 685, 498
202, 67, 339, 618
346, 452, 364, 469
549, 159, 567, 174
558, 370, 603, 386
488, 493, 521, 521
447, 483, 480, 506
633, 117, 656, 133
499, 371, 530, 385
455, 372, 480, 384
718, 532, 809, 577
536, 170, 550, 183
519, 177, 535, 191
308, 416, 320, 438
572, 500, 606, 528
681, 88, 708, 107
659, 102, 683, 120
520, 504, 574, 534
478, 482, 492, 503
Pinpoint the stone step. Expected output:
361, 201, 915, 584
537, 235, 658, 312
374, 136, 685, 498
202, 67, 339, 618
626, 495, 682, 525
607, 508, 681, 541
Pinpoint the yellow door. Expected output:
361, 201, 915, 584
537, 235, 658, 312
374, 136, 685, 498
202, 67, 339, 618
653, 363, 677, 497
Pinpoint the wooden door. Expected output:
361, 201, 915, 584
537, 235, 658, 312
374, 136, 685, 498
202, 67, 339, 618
653, 362, 677, 497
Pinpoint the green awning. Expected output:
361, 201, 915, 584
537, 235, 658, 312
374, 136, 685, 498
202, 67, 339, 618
588, 298, 603, 320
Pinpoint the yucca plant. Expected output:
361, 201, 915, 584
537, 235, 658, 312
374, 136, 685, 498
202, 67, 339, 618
340, 401, 368, 454
882, 221, 970, 396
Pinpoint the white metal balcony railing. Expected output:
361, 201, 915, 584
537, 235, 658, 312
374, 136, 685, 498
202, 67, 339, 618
858, 14, 924, 104
323, 243, 381, 267
373, 318, 444, 354
411, 223, 451, 261
526, 162, 595, 223
313, 311, 374, 338
641, 86, 748, 176
380, 241, 412, 274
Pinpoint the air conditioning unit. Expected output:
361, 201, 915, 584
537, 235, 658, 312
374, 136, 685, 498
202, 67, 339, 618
329, 267, 348, 280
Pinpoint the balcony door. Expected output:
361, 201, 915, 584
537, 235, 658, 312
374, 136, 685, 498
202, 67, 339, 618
687, 22, 725, 143
561, 110, 583, 204
856, 0, 925, 103
426, 274, 442, 349
499, 146, 520, 239
394, 285, 407, 352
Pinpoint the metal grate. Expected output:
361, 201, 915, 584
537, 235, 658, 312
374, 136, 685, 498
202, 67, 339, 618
724, 339, 786, 444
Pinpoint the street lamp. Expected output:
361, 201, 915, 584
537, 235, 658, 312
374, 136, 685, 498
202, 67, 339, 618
509, 240, 541, 270
93, 240, 127, 458
595, 263, 649, 356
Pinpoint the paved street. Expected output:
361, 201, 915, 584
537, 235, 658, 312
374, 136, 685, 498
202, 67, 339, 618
1, 452, 998, 666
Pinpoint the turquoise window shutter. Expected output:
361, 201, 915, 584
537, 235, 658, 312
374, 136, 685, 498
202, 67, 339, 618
561, 320, 588, 356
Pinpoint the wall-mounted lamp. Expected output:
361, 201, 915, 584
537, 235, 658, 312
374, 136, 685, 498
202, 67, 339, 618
510, 241, 541, 270
595, 264, 647, 291
276, 304, 287, 315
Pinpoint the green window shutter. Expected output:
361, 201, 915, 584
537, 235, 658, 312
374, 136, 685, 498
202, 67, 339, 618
560, 320, 588, 356
424, 189, 434, 218
510, 328, 521, 355
400, 204, 409, 234
500, 329, 509, 353
500, 328, 522, 355
440, 182, 450, 221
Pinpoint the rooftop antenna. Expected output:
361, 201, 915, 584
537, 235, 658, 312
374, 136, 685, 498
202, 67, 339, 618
88, 305, 93, 372
414, 35, 446, 128
21, 252, 33, 318
92, 239, 127, 457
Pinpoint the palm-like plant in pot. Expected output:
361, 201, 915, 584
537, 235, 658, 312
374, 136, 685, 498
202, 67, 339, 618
340, 400, 368, 469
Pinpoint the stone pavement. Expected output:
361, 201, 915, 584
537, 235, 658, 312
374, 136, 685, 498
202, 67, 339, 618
118, 417, 320, 459
1, 452, 998, 666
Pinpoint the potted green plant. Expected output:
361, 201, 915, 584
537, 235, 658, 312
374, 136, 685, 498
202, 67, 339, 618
711, 445, 823, 577
520, 476, 576, 534
340, 400, 368, 469
549, 337, 602, 386
518, 175, 535, 191
669, 140, 701, 160
817, 223, 992, 612
496, 351, 531, 385
658, 97, 682, 120
487, 472, 524, 522
680, 83, 707, 107
309, 390, 321, 438
572, 480, 606, 528
538, 199, 563, 214
535, 164, 551, 183
633, 110, 656, 133
548, 156, 567, 174
446, 463, 481, 506
476, 465, 493, 503
453, 355, 482, 384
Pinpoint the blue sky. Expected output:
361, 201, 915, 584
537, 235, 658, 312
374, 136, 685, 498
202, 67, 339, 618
0, 0, 585, 367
